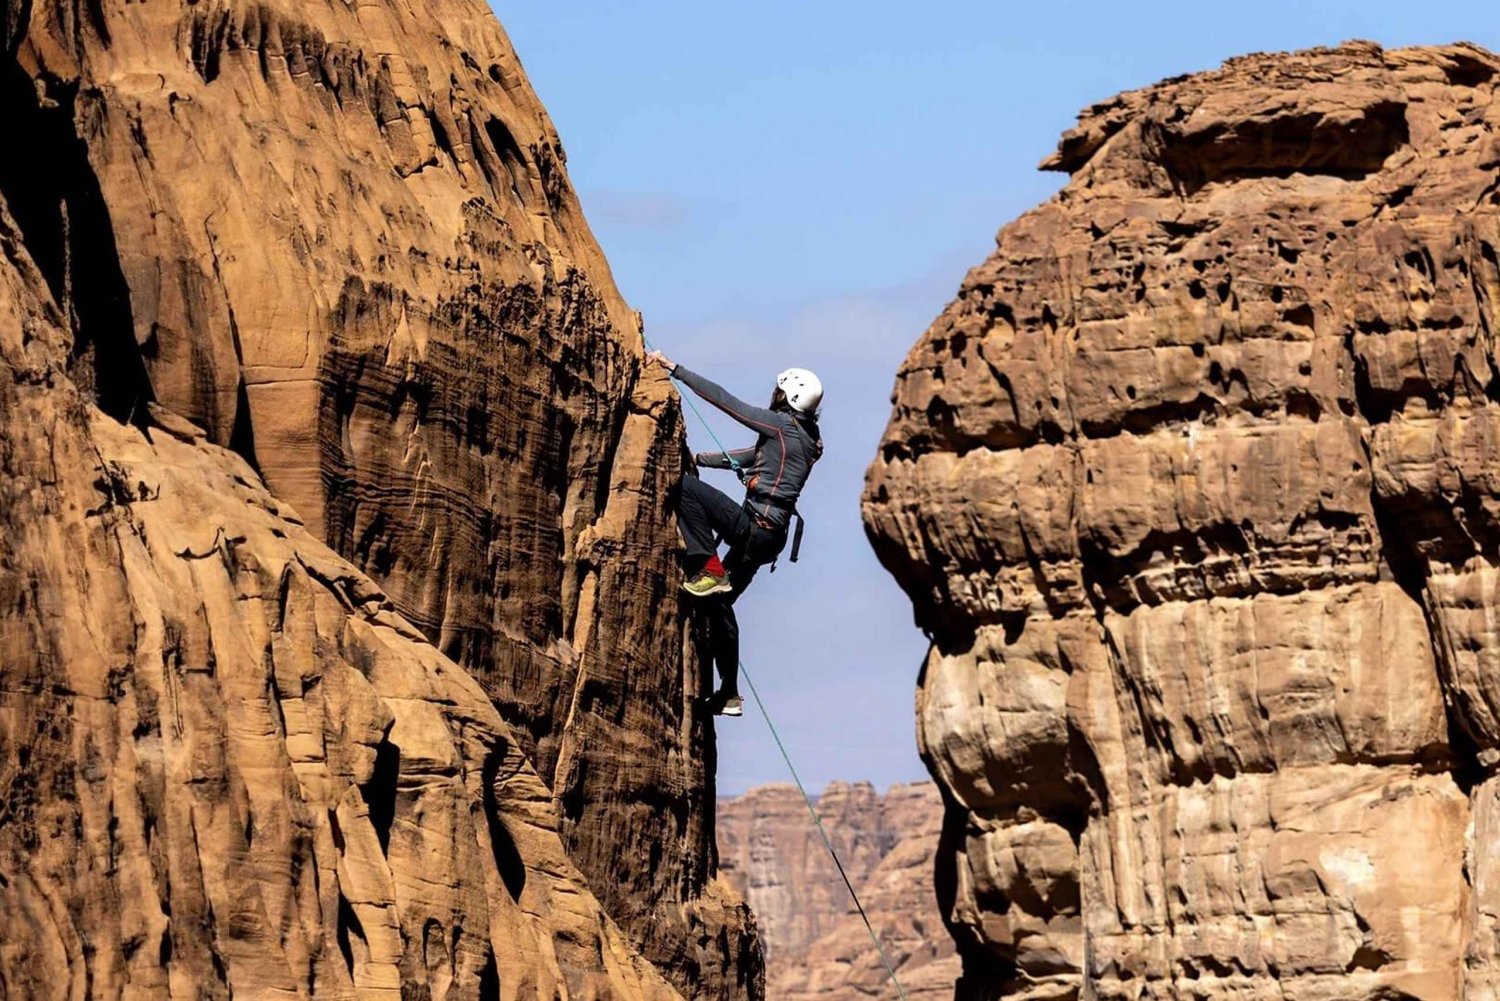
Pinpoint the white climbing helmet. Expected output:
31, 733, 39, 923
776, 367, 823, 414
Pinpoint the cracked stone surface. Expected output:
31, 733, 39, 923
1, 0, 759, 996
863, 41, 1500, 1000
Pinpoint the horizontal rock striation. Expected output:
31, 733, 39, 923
1, 0, 758, 995
863, 41, 1500, 1000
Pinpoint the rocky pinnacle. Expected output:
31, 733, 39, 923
864, 41, 1500, 1001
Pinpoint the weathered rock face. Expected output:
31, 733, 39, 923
717, 781, 958, 999
1, 0, 758, 995
719, 782, 894, 964
0, 207, 683, 997
863, 41, 1500, 1000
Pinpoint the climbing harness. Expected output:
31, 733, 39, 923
647, 340, 811, 570
765, 512, 804, 574
643, 338, 909, 1000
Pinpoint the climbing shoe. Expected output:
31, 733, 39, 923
700, 691, 744, 717
698, 690, 743, 717
682, 570, 732, 597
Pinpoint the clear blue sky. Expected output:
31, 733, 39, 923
495, 2, 1498, 795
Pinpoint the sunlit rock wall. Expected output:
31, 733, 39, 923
864, 41, 1500, 1000
1, 0, 759, 994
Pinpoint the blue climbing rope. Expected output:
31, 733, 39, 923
739, 663, 910, 1000
664, 360, 747, 478
643, 337, 910, 1000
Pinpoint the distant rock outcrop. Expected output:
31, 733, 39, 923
864, 41, 1500, 1000
718, 781, 958, 998
0, 0, 758, 996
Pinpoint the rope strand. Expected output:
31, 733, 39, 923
644, 334, 743, 474
740, 662, 910, 1000
643, 337, 909, 999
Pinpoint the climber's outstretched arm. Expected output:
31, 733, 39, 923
645, 351, 783, 434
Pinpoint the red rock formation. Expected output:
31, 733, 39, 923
0, 0, 758, 995
863, 41, 1500, 1000
718, 781, 958, 999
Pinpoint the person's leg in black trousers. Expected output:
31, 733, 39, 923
679, 475, 751, 706
704, 527, 780, 707
677, 475, 749, 572
708, 599, 742, 702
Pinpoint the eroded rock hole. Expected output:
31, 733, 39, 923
229, 379, 259, 470
1283, 304, 1317, 330
1285, 392, 1321, 421
0, 59, 152, 422
359, 734, 400, 856
1158, 100, 1410, 189
354, 511, 397, 578
426, 107, 459, 168
481, 743, 527, 902
1443, 54, 1497, 87
478, 947, 500, 999
1348, 943, 1392, 972
539, 409, 576, 506
925, 397, 958, 432
336, 892, 364, 981
482, 117, 531, 209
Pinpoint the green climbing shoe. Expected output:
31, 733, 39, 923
682, 570, 733, 597
699, 690, 744, 717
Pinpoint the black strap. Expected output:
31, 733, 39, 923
790, 511, 805, 563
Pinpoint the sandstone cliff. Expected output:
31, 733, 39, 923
0, 202, 681, 998
1, 0, 758, 996
863, 41, 1500, 1000
717, 781, 958, 999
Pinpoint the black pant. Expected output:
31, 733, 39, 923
678, 476, 786, 698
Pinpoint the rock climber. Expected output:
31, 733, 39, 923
644, 349, 823, 717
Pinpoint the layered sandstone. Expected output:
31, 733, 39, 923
718, 781, 958, 999
863, 41, 1500, 1000
0, 205, 682, 997
1, 0, 757, 995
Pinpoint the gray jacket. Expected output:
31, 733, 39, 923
675, 366, 822, 532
